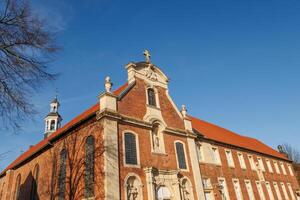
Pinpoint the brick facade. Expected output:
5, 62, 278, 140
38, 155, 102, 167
0, 60, 299, 200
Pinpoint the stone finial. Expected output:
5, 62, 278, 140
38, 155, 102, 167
181, 105, 187, 118
143, 50, 151, 63
105, 76, 113, 93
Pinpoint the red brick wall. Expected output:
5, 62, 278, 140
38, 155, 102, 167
0, 119, 104, 200
199, 142, 299, 200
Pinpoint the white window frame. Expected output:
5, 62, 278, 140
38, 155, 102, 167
256, 181, 266, 200
257, 157, 265, 172
280, 182, 290, 200
225, 149, 235, 168
266, 159, 273, 173
244, 180, 255, 200
237, 152, 246, 169
287, 183, 296, 200
211, 147, 221, 165
197, 142, 204, 162
203, 178, 214, 200
288, 165, 294, 176
248, 155, 256, 170
265, 181, 275, 200
218, 177, 230, 200
145, 86, 160, 108
232, 178, 243, 200
174, 140, 189, 171
273, 182, 283, 200
280, 162, 287, 175
122, 131, 141, 168
274, 161, 281, 174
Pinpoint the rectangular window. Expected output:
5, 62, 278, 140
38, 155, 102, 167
175, 142, 187, 170
265, 182, 275, 200
203, 178, 212, 190
257, 157, 265, 172
280, 182, 289, 200
197, 143, 204, 162
274, 161, 281, 174
288, 165, 294, 176
287, 183, 296, 200
266, 159, 273, 173
245, 180, 255, 200
232, 179, 243, 200
205, 192, 214, 200
211, 147, 221, 165
218, 178, 230, 200
237, 152, 246, 169
273, 182, 282, 200
225, 150, 235, 167
256, 181, 266, 200
124, 133, 138, 165
248, 155, 256, 170
280, 162, 287, 175
203, 178, 214, 200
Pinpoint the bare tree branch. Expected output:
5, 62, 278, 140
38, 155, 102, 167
282, 143, 300, 164
0, 0, 59, 131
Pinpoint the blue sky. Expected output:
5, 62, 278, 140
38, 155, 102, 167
0, 0, 300, 170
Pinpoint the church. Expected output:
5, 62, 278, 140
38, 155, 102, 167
0, 51, 299, 200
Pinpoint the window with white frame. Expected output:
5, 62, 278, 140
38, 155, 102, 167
273, 182, 283, 200
124, 132, 139, 166
280, 162, 287, 175
274, 161, 281, 174
287, 183, 296, 200
203, 178, 212, 190
257, 157, 265, 172
175, 142, 188, 170
256, 181, 266, 200
248, 155, 256, 170
244, 180, 255, 200
280, 182, 289, 200
265, 182, 275, 200
266, 159, 273, 173
203, 178, 214, 200
288, 165, 294, 176
232, 179, 243, 200
211, 147, 221, 165
237, 152, 246, 169
218, 178, 230, 200
197, 143, 204, 162
225, 150, 235, 167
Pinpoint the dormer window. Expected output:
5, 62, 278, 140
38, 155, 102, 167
147, 88, 156, 107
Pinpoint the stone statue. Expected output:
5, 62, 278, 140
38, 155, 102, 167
127, 184, 138, 200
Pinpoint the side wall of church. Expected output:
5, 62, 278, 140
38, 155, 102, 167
0, 118, 105, 200
199, 140, 299, 200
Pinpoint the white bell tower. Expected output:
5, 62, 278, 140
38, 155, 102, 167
44, 97, 62, 138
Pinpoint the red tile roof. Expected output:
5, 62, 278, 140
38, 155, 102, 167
1, 81, 288, 175
190, 116, 288, 160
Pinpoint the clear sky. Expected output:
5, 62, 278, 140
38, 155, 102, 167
0, 0, 300, 170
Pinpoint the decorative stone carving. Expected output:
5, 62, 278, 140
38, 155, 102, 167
181, 105, 187, 118
125, 175, 142, 200
143, 50, 151, 63
105, 76, 112, 93
146, 65, 158, 81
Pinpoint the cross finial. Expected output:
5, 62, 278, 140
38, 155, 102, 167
143, 50, 151, 63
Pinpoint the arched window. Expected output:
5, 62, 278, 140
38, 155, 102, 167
147, 88, 156, 107
175, 142, 187, 170
30, 164, 39, 200
14, 174, 21, 200
157, 186, 171, 200
124, 133, 137, 165
50, 120, 55, 130
85, 136, 95, 198
58, 149, 67, 200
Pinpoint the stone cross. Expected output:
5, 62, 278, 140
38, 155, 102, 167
143, 50, 151, 63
